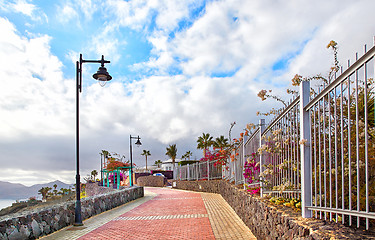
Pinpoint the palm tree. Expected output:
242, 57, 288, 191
165, 144, 177, 169
182, 151, 193, 160
38, 187, 49, 200
45, 187, 52, 199
91, 170, 98, 181
38, 187, 52, 200
60, 188, 69, 195
154, 160, 163, 168
53, 184, 58, 196
197, 133, 214, 157
101, 150, 110, 169
213, 135, 229, 150
141, 150, 151, 171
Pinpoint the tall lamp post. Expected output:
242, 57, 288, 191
129, 135, 142, 186
75, 54, 111, 226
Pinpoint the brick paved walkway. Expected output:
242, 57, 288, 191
41, 187, 256, 240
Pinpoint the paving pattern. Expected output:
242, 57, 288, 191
40, 192, 157, 240
201, 192, 257, 240
40, 187, 256, 240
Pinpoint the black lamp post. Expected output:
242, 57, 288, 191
75, 54, 111, 226
129, 135, 142, 186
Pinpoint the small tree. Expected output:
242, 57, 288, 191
141, 150, 151, 171
38, 187, 48, 200
53, 184, 58, 196
182, 151, 193, 161
197, 133, 214, 157
38, 187, 52, 201
60, 188, 69, 195
91, 170, 98, 181
154, 160, 163, 168
166, 144, 177, 169
213, 135, 229, 150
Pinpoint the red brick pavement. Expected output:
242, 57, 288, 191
78, 188, 215, 240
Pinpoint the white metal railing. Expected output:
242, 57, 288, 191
302, 44, 375, 229
175, 42, 375, 229
175, 160, 222, 181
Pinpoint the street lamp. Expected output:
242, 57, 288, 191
75, 54, 111, 226
129, 135, 142, 186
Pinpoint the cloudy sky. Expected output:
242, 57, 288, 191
0, 0, 374, 186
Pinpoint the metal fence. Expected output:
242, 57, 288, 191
175, 42, 375, 229
176, 160, 222, 181
302, 44, 375, 229
261, 97, 301, 199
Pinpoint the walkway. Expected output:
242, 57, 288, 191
41, 187, 256, 240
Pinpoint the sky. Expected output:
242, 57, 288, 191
0, 0, 374, 186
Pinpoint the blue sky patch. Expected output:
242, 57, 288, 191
210, 67, 240, 78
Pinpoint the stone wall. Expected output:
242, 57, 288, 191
0, 186, 143, 240
85, 182, 116, 197
137, 176, 165, 187
174, 180, 374, 240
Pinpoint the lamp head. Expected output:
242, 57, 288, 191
93, 66, 112, 82
135, 136, 142, 147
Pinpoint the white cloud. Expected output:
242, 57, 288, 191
78, 0, 98, 21
62, 0, 375, 151
1, 0, 375, 186
11, 0, 36, 17
88, 24, 126, 64
57, 3, 80, 24
5, 0, 48, 23
56, 0, 101, 26
0, 17, 74, 150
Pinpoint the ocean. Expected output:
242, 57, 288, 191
0, 199, 16, 210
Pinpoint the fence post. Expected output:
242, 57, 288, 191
242, 136, 247, 184
222, 162, 225, 180
259, 119, 265, 197
187, 164, 190, 180
174, 166, 177, 180
207, 160, 210, 180
300, 81, 312, 218
196, 163, 199, 180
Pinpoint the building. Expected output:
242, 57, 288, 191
162, 159, 180, 171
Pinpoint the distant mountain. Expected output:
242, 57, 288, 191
0, 180, 73, 200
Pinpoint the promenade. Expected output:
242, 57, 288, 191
41, 187, 256, 240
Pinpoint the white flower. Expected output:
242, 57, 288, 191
299, 139, 308, 145
272, 129, 282, 135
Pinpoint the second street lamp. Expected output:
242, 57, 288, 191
129, 135, 142, 186
75, 54, 111, 226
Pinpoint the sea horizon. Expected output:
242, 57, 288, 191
0, 199, 17, 211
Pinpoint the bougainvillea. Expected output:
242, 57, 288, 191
200, 149, 231, 171
109, 172, 126, 183
243, 153, 260, 183
105, 158, 131, 171
247, 187, 260, 195
243, 152, 261, 194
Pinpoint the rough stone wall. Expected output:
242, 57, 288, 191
0, 186, 143, 240
137, 176, 165, 187
174, 180, 374, 240
85, 182, 116, 197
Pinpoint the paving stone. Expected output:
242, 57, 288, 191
41, 187, 257, 240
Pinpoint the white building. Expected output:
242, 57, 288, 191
162, 159, 180, 171
135, 165, 159, 173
